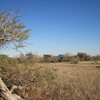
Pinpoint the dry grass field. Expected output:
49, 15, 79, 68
31, 61, 100, 100
0, 61, 100, 100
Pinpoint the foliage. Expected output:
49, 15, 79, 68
43, 55, 52, 62
0, 65, 57, 100
61, 53, 71, 62
94, 55, 100, 61
51, 57, 59, 63
0, 9, 30, 100
26, 52, 43, 63
77, 52, 87, 61
17, 53, 43, 64
17, 54, 26, 63
0, 62, 100, 100
0, 9, 30, 49
42, 53, 100, 63
70, 56, 80, 64
0, 54, 18, 67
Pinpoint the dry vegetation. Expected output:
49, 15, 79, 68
0, 61, 100, 100
0, 9, 100, 100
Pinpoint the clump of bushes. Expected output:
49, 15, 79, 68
0, 64, 57, 100
42, 53, 100, 63
42, 53, 80, 64
0, 54, 18, 67
18, 52, 43, 64
0, 53, 43, 68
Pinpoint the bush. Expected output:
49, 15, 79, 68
26, 52, 43, 63
51, 57, 59, 63
0, 54, 18, 67
70, 57, 80, 64
43, 55, 52, 62
62, 53, 71, 62
0, 65, 57, 100
94, 55, 100, 61
17, 53, 43, 65
17, 54, 26, 64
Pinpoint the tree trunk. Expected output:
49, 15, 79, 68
0, 78, 23, 100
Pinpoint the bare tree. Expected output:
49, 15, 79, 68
0, 9, 30, 100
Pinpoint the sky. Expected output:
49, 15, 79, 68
0, 0, 100, 56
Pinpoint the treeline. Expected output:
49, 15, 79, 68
43, 53, 100, 64
0, 52, 100, 66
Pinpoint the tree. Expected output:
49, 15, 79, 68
77, 52, 87, 61
0, 9, 30, 100
43, 55, 52, 62
26, 52, 33, 59
95, 55, 100, 61
26, 52, 40, 63
0, 9, 30, 49
62, 53, 71, 62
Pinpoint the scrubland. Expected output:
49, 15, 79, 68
0, 61, 100, 100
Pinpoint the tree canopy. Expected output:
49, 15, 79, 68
0, 9, 30, 49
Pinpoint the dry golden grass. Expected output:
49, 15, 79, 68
34, 61, 100, 100
0, 61, 100, 100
